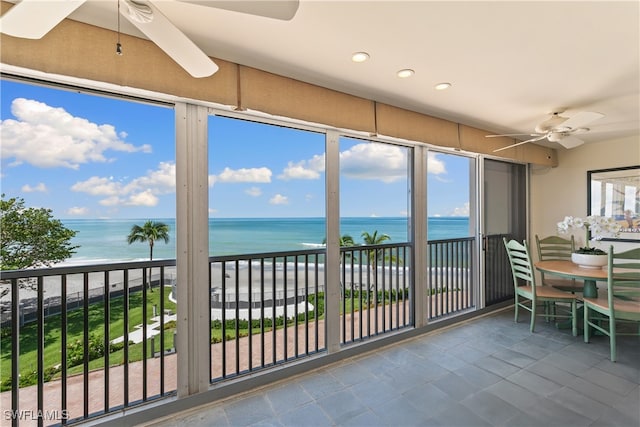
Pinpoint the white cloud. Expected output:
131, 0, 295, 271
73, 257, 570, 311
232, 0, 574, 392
21, 182, 47, 193
269, 194, 289, 205
127, 189, 159, 207
451, 202, 470, 216
278, 154, 324, 180
67, 206, 89, 216
428, 152, 447, 175
0, 98, 151, 169
245, 187, 262, 197
340, 143, 407, 183
71, 176, 121, 196
214, 167, 272, 183
72, 161, 175, 207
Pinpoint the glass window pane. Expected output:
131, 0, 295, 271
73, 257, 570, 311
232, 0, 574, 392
208, 115, 326, 255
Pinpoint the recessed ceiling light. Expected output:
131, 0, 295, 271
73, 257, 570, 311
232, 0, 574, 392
397, 69, 415, 78
435, 82, 452, 90
352, 52, 370, 63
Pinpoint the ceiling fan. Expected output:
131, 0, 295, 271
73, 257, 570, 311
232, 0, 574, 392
0, 0, 300, 78
487, 111, 605, 152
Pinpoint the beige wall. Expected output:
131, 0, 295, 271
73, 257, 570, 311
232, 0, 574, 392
530, 134, 640, 254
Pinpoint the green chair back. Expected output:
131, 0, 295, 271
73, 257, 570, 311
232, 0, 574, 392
503, 238, 536, 296
535, 235, 574, 261
608, 246, 640, 321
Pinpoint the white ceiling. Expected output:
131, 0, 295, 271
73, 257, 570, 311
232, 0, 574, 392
18, 1, 640, 149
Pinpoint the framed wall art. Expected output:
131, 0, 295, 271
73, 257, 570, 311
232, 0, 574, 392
587, 165, 640, 242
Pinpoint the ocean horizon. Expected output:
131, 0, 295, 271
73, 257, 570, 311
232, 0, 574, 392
60, 217, 470, 266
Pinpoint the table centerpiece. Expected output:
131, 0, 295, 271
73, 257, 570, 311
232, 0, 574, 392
557, 215, 620, 269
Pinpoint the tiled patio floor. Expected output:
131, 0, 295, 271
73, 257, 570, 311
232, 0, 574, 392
144, 307, 640, 427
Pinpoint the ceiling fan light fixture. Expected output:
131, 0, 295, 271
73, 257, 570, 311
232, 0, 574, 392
534, 112, 568, 133
397, 69, 415, 78
547, 132, 566, 143
352, 52, 370, 63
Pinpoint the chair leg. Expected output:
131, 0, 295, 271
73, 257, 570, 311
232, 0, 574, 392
514, 295, 519, 323
530, 300, 536, 333
584, 305, 590, 343
610, 320, 617, 363
571, 300, 577, 337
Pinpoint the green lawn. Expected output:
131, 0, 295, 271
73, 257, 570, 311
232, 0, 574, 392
0, 287, 176, 391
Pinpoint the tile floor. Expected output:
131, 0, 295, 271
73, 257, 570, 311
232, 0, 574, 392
146, 308, 640, 427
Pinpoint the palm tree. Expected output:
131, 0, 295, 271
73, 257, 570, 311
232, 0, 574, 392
127, 220, 170, 291
361, 230, 391, 301
322, 234, 356, 247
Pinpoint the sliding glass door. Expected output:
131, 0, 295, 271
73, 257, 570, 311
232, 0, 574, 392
483, 159, 527, 306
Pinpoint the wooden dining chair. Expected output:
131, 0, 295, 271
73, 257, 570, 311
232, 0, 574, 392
535, 235, 582, 293
583, 246, 640, 362
503, 238, 578, 336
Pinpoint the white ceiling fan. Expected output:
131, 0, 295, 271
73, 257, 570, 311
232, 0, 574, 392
487, 110, 605, 152
0, 0, 299, 78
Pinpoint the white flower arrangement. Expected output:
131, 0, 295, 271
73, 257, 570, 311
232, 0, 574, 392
557, 215, 620, 253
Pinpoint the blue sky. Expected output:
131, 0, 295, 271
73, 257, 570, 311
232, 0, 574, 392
1, 79, 470, 219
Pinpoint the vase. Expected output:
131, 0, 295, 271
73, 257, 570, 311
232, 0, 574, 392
571, 252, 608, 269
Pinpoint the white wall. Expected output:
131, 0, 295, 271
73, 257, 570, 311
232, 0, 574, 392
530, 134, 640, 255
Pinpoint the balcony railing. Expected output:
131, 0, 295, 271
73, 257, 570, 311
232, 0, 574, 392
427, 237, 475, 320
339, 243, 412, 344
0, 237, 474, 425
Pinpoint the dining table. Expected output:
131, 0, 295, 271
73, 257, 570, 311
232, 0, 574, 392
534, 259, 607, 298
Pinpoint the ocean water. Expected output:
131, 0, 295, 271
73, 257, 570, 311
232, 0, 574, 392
60, 217, 470, 265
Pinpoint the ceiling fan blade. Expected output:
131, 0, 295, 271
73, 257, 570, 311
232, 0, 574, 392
178, 0, 299, 21
121, 0, 218, 78
486, 133, 539, 138
492, 135, 547, 153
556, 135, 585, 149
0, 0, 86, 39
560, 111, 604, 130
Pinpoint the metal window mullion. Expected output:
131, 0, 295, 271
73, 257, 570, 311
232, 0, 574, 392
324, 130, 340, 353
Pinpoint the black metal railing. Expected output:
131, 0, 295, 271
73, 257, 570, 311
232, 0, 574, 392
427, 237, 476, 320
0, 260, 177, 426
484, 234, 515, 306
339, 243, 412, 344
0, 237, 478, 425
207, 250, 326, 381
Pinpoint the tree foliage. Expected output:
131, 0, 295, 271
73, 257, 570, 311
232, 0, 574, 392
0, 194, 78, 270
126, 220, 170, 261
